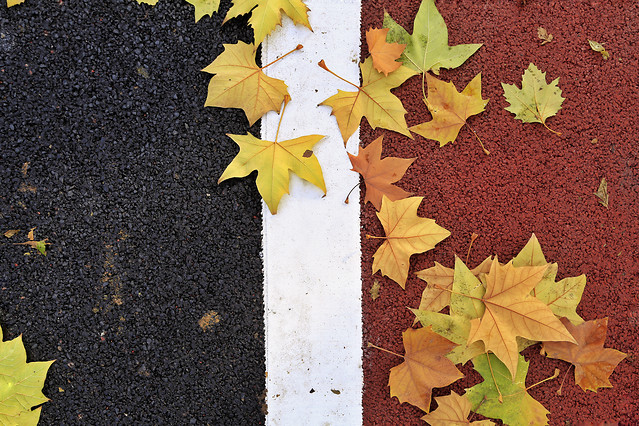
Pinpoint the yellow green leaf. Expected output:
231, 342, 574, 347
224, 0, 312, 46
202, 41, 292, 126
185, 0, 220, 22
218, 131, 325, 215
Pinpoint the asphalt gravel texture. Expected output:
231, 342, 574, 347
1, 0, 266, 424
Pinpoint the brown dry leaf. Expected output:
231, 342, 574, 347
421, 391, 494, 425
588, 39, 610, 60
467, 259, 577, 379
594, 177, 609, 208
370, 279, 381, 300
366, 27, 406, 76
415, 256, 492, 314
3, 230, 20, 238
14, 227, 49, 255
388, 327, 463, 413
537, 27, 553, 45
21, 162, 29, 177
542, 317, 626, 392
371, 196, 450, 289
348, 135, 415, 210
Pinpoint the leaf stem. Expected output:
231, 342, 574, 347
469, 395, 488, 421
556, 364, 573, 395
466, 232, 479, 264
318, 60, 361, 90
527, 368, 560, 391
421, 71, 427, 103
344, 182, 359, 204
486, 353, 504, 403
366, 235, 387, 240
541, 120, 561, 135
367, 342, 404, 359
274, 95, 291, 143
465, 123, 489, 155
261, 44, 303, 70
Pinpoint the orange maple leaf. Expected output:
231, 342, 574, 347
366, 27, 406, 76
467, 259, 577, 379
410, 73, 489, 154
542, 317, 626, 392
388, 327, 463, 413
370, 196, 450, 288
421, 391, 494, 425
348, 135, 415, 210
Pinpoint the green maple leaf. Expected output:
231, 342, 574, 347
466, 353, 551, 426
412, 257, 486, 364
383, 0, 481, 74
185, 0, 220, 22
0, 326, 54, 425
502, 64, 564, 134
512, 234, 586, 325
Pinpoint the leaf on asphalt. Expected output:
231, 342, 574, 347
218, 100, 325, 215
465, 353, 551, 426
319, 58, 417, 144
348, 135, 415, 210
203, 41, 299, 126
14, 227, 49, 255
422, 391, 494, 425
537, 27, 553, 45
371, 196, 450, 288
388, 327, 463, 413
542, 317, 626, 392
3, 230, 20, 238
467, 259, 576, 379
366, 28, 406, 76
502, 63, 564, 134
185, 0, 220, 22
594, 177, 609, 208
413, 257, 487, 365
588, 39, 610, 60
512, 234, 586, 325
135, 0, 158, 5
383, 0, 482, 74
415, 255, 492, 314
224, 0, 312, 46
410, 73, 489, 152
0, 324, 54, 425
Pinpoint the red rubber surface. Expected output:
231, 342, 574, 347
360, 1, 639, 424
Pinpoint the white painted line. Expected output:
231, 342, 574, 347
261, 1, 362, 424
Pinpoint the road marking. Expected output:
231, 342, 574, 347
261, 1, 362, 424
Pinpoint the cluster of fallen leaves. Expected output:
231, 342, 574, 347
374, 234, 626, 424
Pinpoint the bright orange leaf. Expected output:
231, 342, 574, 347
366, 28, 406, 76
467, 259, 577, 379
410, 73, 489, 153
542, 317, 626, 392
348, 135, 415, 210
388, 327, 463, 413
370, 196, 450, 288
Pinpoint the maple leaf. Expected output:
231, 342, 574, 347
203, 42, 301, 126
413, 257, 487, 364
348, 135, 415, 210
7, 0, 26, 6
502, 63, 564, 134
224, 0, 312, 46
369, 196, 450, 288
411, 73, 489, 154
422, 391, 494, 425
319, 58, 417, 144
0, 325, 54, 425
467, 259, 576, 379
542, 317, 626, 392
386, 327, 463, 413
415, 255, 492, 314
383, 0, 482, 74
185, 0, 220, 22
366, 28, 406, 76
512, 234, 586, 325
218, 99, 325, 214
466, 353, 552, 426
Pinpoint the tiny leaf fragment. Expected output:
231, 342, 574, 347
588, 39, 610, 60
594, 177, 609, 208
537, 27, 553, 45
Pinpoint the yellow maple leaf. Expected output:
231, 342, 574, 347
410, 73, 489, 153
218, 100, 325, 214
366, 27, 406, 76
203, 42, 300, 126
467, 259, 577, 379
370, 196, 450, 288
7, 0, 26, 6
319, 57, 417, 145
224, 0, 312, 46
185, 0, 220, 22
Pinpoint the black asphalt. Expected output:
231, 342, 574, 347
1, 0, 265, 423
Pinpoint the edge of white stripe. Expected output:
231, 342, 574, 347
262, 1, 362, 424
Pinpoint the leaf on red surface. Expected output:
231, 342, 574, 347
542, 317, 626, 392
366, 28, 406, 76
422, 391, 494, 425
387, 327, 463, 413
348, 135, 415, 210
